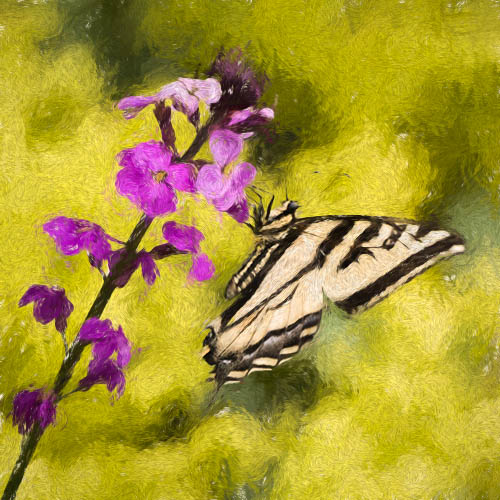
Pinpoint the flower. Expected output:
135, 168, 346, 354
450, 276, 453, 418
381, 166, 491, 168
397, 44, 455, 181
43, 217, 119, 263
162, 222, 215, 281
12, 389, 57, 435
18, 285, 74, 333
117, 77, 222, 121
78, 318, 131, 368
108, 249, 160, 288
116, 141, 196, 217
196, 162, 256, 222
207, 49, 268, 112
78, 359, 126, 398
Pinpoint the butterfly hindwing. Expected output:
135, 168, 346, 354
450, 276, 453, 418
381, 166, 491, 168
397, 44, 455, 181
203, 202, 465, 387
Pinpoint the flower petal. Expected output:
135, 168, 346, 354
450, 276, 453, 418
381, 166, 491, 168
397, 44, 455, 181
138, 252, 160, 286
115, 326, 132, 368
78, 359, 126, 398
196, 164, 224, 199
138, 180, 177, 217
226, 197, 250, 223
79, 318, 114, 342
117, 141, 173, 172
44, 217, 113, 261
162, 221, 204, 253
12, 389, 57, 435
189, 253, 215, 282
211, 185, 239, 212
19, 285, 74, 332
18, 285, 49, 307
117, 95, 156, 119
166, 163, 197, 193
229, 162, 256, 190
209, 129, 244, 167
178, 77, 222, 104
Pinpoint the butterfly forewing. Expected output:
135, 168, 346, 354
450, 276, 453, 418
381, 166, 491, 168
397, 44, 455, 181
203, 203, 465, 387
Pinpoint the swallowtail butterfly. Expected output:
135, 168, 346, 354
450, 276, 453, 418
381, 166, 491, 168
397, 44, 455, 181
202, 199, 465, 387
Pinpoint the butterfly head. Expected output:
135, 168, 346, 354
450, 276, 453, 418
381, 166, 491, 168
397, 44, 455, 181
247, 197, 299, 236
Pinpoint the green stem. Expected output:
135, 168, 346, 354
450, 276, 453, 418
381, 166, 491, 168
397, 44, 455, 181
2, 111, 215, 500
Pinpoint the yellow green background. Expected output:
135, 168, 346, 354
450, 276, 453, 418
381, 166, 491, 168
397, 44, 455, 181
1, 0, 500, 498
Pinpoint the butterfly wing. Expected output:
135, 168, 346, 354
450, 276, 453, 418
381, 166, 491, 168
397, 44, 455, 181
203, 219, 332, 386
203, 216, 465, 386
316, 217, 466, 314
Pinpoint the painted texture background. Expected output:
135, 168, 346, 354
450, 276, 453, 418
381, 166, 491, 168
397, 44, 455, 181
1, 0, 500, 498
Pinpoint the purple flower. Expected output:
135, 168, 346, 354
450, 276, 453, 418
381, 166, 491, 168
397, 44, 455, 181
44, 217, 119, 263
207, 49, 268, 112
12, 389, 57, 435
196, 162, 256, 222
116, 141, 196, 217
19, 285, 74, 333
117, 77, 222, 121
78, 359, 126, 398
162, 222, 215, 281
78, 318, 131, 368
108, 248, 160, 288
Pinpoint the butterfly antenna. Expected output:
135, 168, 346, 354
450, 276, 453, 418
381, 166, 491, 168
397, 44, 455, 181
266, 195, 275, 219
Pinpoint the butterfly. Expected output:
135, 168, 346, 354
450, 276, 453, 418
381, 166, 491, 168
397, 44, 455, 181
201, 198, 465, 387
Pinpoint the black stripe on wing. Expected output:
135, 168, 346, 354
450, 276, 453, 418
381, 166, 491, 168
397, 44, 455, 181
225, 243, 277, 299
220, 222, 311, 329
213, 310, 323, 387
336, 233, 465, 314
337, 221, 380, 271
223, 219, 354, 331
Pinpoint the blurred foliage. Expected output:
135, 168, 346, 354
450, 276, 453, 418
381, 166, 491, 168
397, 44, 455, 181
1, 0, 500, 498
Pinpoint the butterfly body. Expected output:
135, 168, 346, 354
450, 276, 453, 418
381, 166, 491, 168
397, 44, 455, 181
202, 201, 465, 387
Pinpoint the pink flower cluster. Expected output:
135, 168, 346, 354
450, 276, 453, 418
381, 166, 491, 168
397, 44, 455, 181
12, 51, 273, 438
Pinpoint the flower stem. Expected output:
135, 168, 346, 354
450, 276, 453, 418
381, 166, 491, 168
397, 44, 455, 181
3, 216, 151, 498
2, 112, 215, 500
180, 110, 221, 162
1, 214, 153, 500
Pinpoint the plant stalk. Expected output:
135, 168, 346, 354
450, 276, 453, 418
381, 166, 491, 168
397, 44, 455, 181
2, 113, 212, 500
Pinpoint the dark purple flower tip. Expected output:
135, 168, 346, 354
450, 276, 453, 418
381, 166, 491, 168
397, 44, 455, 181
226, 197, 250, 223
43, 217, 118, 262
12, 389, 57, 435
209, 129, 244, 168
108, 249, 159, 288
188, 253, 215, 282
117, 78, 221, 121
225, 107, 274, 135
137, 251, 160, 286
79, 318, 131, 368
207, 49, 268, 112
19, 285, 74, 333
154, 103, 177, 153
78, 358, 126, 398
149, 243, 185, 260
162, 221, 205, 254
116, 141, 198, 217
